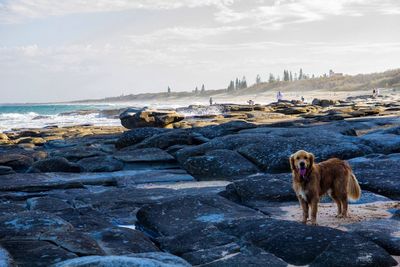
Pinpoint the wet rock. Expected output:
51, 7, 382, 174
26, 196, 73, 213
360, 126, 400, 154
94, 227, 159, 255
0, 166, 15, 176
222, 173, 296, 203
78, 156, 124, 172
182, 149, 259, 181
137, 194, 264, 236
114, 147, 175, 163
120, 108, 185, 129
16, 137, 46, 145
27, 157, 82, 173
345, 219, 400, 255
54, 252, 191, 267
0, 153, 33, 172
180, 242, 241, 265
115, 127, 167, 149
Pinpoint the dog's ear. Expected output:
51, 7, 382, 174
308, 153, 315, 168
289, 154, 296, 171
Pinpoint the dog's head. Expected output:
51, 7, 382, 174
289, 150, 315, 178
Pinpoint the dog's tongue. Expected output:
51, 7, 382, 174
300, 168, 306, 176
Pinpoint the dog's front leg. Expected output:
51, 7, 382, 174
310, 199, 319, 225
299, 198, 309, 223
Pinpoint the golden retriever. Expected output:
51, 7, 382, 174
289, 150, 361, 225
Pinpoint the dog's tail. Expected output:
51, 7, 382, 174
347, 173, 361, 201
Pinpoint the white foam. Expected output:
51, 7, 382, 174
0, 112, 120, 132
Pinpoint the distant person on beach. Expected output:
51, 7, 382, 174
376, 88, 380, 96
372, 89, 376, 97
276, 91, 283, 101
247, 100, 254, 105
301, 96, 305, 103
209, 97, 213, 105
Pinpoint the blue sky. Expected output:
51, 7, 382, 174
1, 0, 400, 102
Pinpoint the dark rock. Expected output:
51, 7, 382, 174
54, 252, 191, 267
94, 227, 159, 255
0, 245, 13, 267
182, 149, 259, 181
27, 157, 82, 173
0, 166, 15, 175
120, 108, 184, 129
115, 127, 166, 149
0, 211, 104, 257
133, 130, 208, 150
222, 173, 296, 203
26, 196, 73, 213
349, 154, 400, 199
78, 156, 124, 172
219, 218, 397, 266
158, 225, 237, 255
360, 126, 400, 154
1, 240, 77, 267
312, 98, 339, 107
198, 245, 287, 267
0, 153, 33, 172
345, 219, 400, 255
137, 194, 264, 236
177, 128, 369, 173
114, 147, 175, 163
50, 147, 106, 161
192, 121, 256, 139
180, 242, 241, 265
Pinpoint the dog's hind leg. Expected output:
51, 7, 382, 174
331, 195, 342, 217
340, 196, 348, 218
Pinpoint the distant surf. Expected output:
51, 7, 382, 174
0, 104, 123, 132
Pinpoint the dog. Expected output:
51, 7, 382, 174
289, 150, 361, 225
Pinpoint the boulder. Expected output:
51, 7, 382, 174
54, 253, 191, 267
120, 108, 184, 129
27, 157, 82, 173
222, 173, 296, 204
0, 133, 8, 140
0, 245, 13, 267
78, 156, 124, 172
177, 128, 370, 173
115, 128, 167, 149
132, 130, 208, 150
192, 121, 256, 139
0, 153, 34, 172
312, 98, 339, 107
182, 149, 259, 180
349, 154, 400, 199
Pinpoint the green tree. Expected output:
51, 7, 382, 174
268, 73, 275, 83
299, 68, 303, 80
201, 84, 205, 93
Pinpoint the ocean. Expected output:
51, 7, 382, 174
0, 104, 124, 132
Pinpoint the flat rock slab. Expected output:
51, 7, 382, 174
137, 194, 265, 236
114, 147, 175, 162
54, 252, 191, 267
0, 170, 194, 192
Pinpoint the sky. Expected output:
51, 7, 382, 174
0, 0, 400, 103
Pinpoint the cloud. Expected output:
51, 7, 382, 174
0, 0, 234, 24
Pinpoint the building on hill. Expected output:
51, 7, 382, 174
329, 69, 343, 77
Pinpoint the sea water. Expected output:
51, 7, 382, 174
0, 104, 122, 132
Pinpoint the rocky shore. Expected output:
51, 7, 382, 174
0, 94, 399, 266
